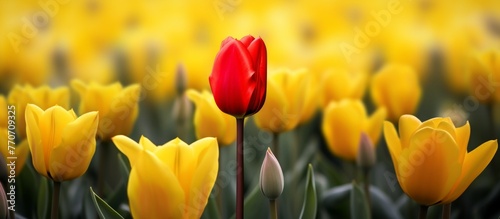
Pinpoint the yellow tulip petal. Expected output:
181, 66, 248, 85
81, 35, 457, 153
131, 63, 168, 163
254, 79, 290, 133
187, 137, 219, 218
155, 138, 196, 194
398, 115, 422, 149
106, 84, 140, 138
49, 111, 98, 181
383, 121, 405, 190
25, 104, 48, 178
366, 107, 387, 145
455, 121, 471, 160
128, 150, 185, 218
441, 140, 498, 203
401, 128, 461, 206
220, 113, 236, 146
112, 135, 143, 167
138, 136, 157, 152
187, 89, 226, 144
322, 101, 364, 161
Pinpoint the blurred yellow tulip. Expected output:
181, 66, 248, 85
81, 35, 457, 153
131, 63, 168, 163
322, 99, 386, 161
71, 80, 141, 140
25, 104, 99, 182
254, 69, 317, 133
8, 84, 70, 139
186, 89, 235, 146
384, 115, 498, 205
112, 135, 219, 219
371, 64, 421, 121
468, 49, 500, 104
0, 95, 29, 175
320, 69, 367, 108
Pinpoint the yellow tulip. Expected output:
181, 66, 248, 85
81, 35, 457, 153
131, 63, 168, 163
186, 89, 235, 146
71, 80, 141, 140
320, 69, 367, 108
112, 135, 219, 219
384, 115, 498, 205
371, 64, 421, 121
25, 104, 99, 182
322, 99, 386, 161
468, 49, 500, 104
8, 85, 70, 139
254, 69, 317, 133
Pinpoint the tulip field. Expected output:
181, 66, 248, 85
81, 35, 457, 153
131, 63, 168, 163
1, 0, 500, 219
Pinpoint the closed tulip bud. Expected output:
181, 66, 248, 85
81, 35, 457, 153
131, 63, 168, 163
112, 135, 219, 218
260, 148, 284, 200
8, 85, 70, 139
71, 80, 141, 140
209, 35, 267, 118
371, 64, 421, 121
25, 104, 99, 182
357, 132, 376, 169
322, 99, 386, 161
187, 89, 236, 145
384, 115, 498, 205
176, 63, 187, 96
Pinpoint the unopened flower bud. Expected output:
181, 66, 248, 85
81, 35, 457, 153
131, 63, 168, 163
260, 148, 284, 200
175, 63, 187, 96
357, 132, 376, 169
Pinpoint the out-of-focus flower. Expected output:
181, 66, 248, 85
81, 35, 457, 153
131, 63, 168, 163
8, 85, 70, 139
0, 95, 29, 175
209, 35, 267, 118
384, 115, 498, 205
25, 104, 99, 182
254, 69, 317, 133
112, 135, 219, 218
322, 99, 386, 161
260, 148, 284, 200
186, 89, 235, 146
371, 64, 421, 121
320, 69, 367, 108
468, 49, 500, 104
71, 80, 141, 140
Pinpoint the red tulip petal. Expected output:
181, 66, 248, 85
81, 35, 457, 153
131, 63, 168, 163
240, 35, 255, 47
245, 37, 267, 115
220, 37, 235, 49
209, 39, 255, 117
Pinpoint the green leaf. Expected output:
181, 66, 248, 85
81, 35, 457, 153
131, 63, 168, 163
350, 181, 370, 219
37, 177, 49, 219
299, 164, 317, 219
201, 194, 220, 219
90, 187, 124, 219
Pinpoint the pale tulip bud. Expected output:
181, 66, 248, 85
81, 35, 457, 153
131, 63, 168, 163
357, 132, 376, 169
260, 148, 284, 200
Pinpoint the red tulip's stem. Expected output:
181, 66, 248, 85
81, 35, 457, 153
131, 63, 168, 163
418, 205, 428, 219
270, 199, 277, 219
442, 203, 451, 219
51, 181, 61, 219
236, 118, 244, 219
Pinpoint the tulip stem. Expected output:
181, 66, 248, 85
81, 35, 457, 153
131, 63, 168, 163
51, 181, 61, 219
362, 169, 372, 218
236, 118, 244, 219
270, 199, 278, 219
98, 140, 108, 197
442, 203, 451, 219
418, 205, 428, 219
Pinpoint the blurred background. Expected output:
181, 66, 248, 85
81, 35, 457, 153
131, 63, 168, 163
1, 0, 500, 218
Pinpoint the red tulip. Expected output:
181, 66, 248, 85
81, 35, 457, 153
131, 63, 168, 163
209, 35, 267, 118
